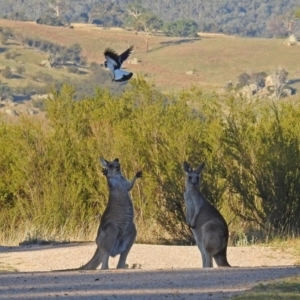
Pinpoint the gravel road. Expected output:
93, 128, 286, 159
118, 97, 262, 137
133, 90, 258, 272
0, 243, 299, 299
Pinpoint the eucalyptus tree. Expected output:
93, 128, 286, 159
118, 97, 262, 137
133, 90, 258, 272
125, 0, 163, 52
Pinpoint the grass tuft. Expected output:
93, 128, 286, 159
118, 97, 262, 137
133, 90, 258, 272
233, 275, 300, 299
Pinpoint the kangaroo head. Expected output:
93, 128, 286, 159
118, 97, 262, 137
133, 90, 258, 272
100, 157, 121, 175
183, 161, 205, 188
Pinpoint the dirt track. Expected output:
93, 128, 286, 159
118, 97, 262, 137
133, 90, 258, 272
0, 243, 299, 299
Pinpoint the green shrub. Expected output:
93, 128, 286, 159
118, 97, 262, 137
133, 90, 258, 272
221, 96, 300, 236
1, 79, 300, 245
4, 52, 11, 59
1, 66, 13, 79
163, 19, 199, 37
16, 66, 25, 75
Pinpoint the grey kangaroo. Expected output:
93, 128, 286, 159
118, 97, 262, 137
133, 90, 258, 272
80, 157, 142, 270
183, 161, 230, 268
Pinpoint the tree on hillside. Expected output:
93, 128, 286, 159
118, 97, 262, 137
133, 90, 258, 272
266, 15, 290, 38
138, 13, 163, 52
294, 8, 300, 18
0, 0, 299, 38
7, 10, 27, 21
271, 67, 289, 100
87, 0, 114, 24
125, 0, 147, 30
48, 0, 68, 17
163, 19, 199, 37
291, 7, 300, 38
0, 27, 14, 45
126, 1, 163, 52
75, 0, 123, 27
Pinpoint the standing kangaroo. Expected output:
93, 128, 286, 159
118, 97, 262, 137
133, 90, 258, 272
80, 157, 142, 270
183, 161, 230, 268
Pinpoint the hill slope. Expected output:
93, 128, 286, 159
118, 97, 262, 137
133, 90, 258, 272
0, 19, 300, 93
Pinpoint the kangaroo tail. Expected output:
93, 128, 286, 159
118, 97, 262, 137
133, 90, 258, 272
79, 247, 102, 270
214, 248, 231, 267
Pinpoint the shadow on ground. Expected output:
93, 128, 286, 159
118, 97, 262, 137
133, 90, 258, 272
1, 266, 300, 300
0, 242, 92, 254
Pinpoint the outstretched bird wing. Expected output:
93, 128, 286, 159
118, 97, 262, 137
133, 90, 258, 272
104, 48, 120, 69
118, 45, 134, 65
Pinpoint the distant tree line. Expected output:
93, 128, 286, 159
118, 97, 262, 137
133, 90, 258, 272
1, 26, 86, 68
0, 25, 123, 101
0, 0, 299, 38
0, 26, 125, 101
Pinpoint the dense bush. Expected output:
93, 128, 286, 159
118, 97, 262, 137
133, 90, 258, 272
36, 16, 66, 27
4, 51, 18, 60
1, 66, 13, 79
163, 19, 199, 37
222, 97, 300, 236
0, 82, 13, 100
16, 66, 25, 75
0, 0, 298, 38
23, 37, 85, 68
0, 27, 13, 45
1, 78, 300, 245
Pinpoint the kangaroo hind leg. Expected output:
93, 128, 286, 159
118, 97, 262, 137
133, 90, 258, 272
98, 222, 119, 270
214, 248, 230, 267
117, 224, 137, 269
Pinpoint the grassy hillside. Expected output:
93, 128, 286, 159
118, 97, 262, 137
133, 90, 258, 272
0, 19, 300, 93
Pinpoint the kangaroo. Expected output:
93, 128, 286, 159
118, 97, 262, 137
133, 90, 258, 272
80, 157, 142, 270
183, 161, 230, 268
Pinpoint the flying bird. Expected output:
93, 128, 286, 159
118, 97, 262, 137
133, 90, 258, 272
104, 45, 134, 82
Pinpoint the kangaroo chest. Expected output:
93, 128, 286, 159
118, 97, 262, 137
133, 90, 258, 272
101, 193, 134, 234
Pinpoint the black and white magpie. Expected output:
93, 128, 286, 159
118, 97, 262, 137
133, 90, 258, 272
104, 45, 134, 82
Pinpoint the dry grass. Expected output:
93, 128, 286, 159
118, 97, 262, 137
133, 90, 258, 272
1, 19, 299, 92
233, 275, 300, 299
233, 238, 300, 299
268, 238, 300, 265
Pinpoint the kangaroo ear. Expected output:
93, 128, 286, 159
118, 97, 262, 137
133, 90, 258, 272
195, 162, 205, 174
114, 158, 119, 162
183, 161, 192, 173
99, 157, 108, 168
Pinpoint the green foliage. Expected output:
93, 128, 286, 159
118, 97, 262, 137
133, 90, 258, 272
0, 82, 13, 99
233, 275, 300, 299
24, 38, 84, 67
125, 1, 162, 32
125, 1, 163, 52
222, 96, 300, 236
1, 66, 13, 79
16, 65, 25, 75
4, 51, 18, 60
293, 8, 300, 19
36, 16, 65, 27
2, 0, 296, 37
237, 72, 251, 88
237, 71, 268, 89
0, 27, 13, 45
1, 79, 300, 245
125, 0, 147, 30
163, 19, 199, 37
